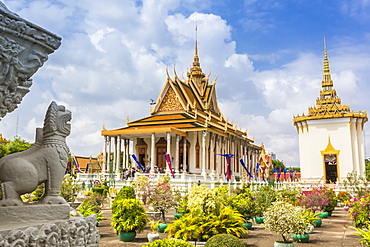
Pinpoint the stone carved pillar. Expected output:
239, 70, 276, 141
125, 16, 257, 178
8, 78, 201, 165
0, 3, 62, 119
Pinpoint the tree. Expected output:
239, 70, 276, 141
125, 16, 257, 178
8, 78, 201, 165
271, 159, 286, 173
365, 158, 370, 181
0, 136, 33, 158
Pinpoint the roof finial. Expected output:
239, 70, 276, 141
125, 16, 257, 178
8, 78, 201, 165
323, 37, 330, 74
193, 23, 199, 66
195, 23, 198, 56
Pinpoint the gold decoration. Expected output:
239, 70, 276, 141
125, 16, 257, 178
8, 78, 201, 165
294, 40, 368, 126
157, 86, 183, 112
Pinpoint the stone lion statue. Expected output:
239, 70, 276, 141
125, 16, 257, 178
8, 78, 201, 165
0, 101, 71, 206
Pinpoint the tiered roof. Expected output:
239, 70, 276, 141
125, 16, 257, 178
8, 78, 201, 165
102, 38, 253, 142
294, 39, 368, 128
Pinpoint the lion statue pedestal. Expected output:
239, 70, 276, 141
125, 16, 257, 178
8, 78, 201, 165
0, 102, 99, 246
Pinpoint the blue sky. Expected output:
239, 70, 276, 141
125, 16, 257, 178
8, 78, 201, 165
1, 0, 370, 168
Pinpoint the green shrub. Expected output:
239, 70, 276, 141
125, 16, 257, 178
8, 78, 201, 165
255, 185, 277, 216
77, 193, 104, 220
351, 227, 370, 246
60, 174, 81, 202
111, 198, 148, 233
166, 208, 246, 242
142, 238, 195, 247
112, 186, 136, 214
323, 188, 337, 212
116, 186, 136, 200
337, 191, 351, 204
205, 234, 245, 247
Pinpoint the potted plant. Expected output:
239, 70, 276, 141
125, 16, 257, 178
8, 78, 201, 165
263, 201, 308, 247
255, 185, 277, 223
298, 187, 329, 218
229, 190, 256, 229
147, 220, 161, 242
323, 188, 337, 216
111, 198, 148, 242
301, 208, 320, 233
76, 192, 105, 225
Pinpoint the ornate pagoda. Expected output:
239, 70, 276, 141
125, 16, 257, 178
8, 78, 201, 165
293, 39, 368, 183
101, 39, 261, 178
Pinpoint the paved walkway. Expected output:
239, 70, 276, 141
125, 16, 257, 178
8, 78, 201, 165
98, 207, 362, 246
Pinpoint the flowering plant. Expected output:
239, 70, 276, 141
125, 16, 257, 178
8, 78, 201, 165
346, 193, 370, 229
188, 185, 221, 215
337, 191, 351, 205
148, 182, 179, 222
298, 187, 329, 212
263, 201, 308, 243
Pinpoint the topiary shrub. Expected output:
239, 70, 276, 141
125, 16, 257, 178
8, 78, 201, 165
142, 238, 195, 247
112, 186, 136, 214
205, 234, 245, 247
116, 186, 136, 200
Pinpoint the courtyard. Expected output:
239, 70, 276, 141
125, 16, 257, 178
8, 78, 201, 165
98, 206, 361, 247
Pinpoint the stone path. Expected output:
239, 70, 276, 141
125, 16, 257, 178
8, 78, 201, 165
98, 207, 362, 246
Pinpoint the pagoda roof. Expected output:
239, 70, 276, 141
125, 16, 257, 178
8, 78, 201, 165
294, 39, 368, 127
102, 31, 254, 143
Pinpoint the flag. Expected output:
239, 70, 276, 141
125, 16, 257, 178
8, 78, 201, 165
277, 168, 282, 180
216, 154, 234, 182
131, 154, 145, 172
256, 163, 260, 177
240, 159, 253, 178
66, 161, 71, 174
262, 165, 267, 181
290, 170, 293, 181
226, 156, 231, 182
72, 155, 82, 173
164, 154, 175, 178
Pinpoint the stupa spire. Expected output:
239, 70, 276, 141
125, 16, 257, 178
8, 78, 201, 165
322, 37, 333, 90
188, 24, 205, 91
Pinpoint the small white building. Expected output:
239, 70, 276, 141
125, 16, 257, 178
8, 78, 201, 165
293, 40, 368, 183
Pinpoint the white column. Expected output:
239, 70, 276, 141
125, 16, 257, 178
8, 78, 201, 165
112, 137, 117, 174
166, 132, 171, 172
176, 135, 180, 172
151, 133, 156, 174
102, 136, 107, 173
116, 136, 121, 174
202, 130, 207, 176
210, 134, 215, 173
124, 139, 128, 169
183, 137, 187, 173
107, 137, 111, 173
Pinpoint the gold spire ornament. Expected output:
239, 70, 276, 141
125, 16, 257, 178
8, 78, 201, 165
293, 39, 368, 126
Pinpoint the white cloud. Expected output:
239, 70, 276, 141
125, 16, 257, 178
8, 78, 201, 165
1, 0, 370, 169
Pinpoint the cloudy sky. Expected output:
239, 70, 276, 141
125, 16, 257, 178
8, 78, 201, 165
1, 0, 370, 168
